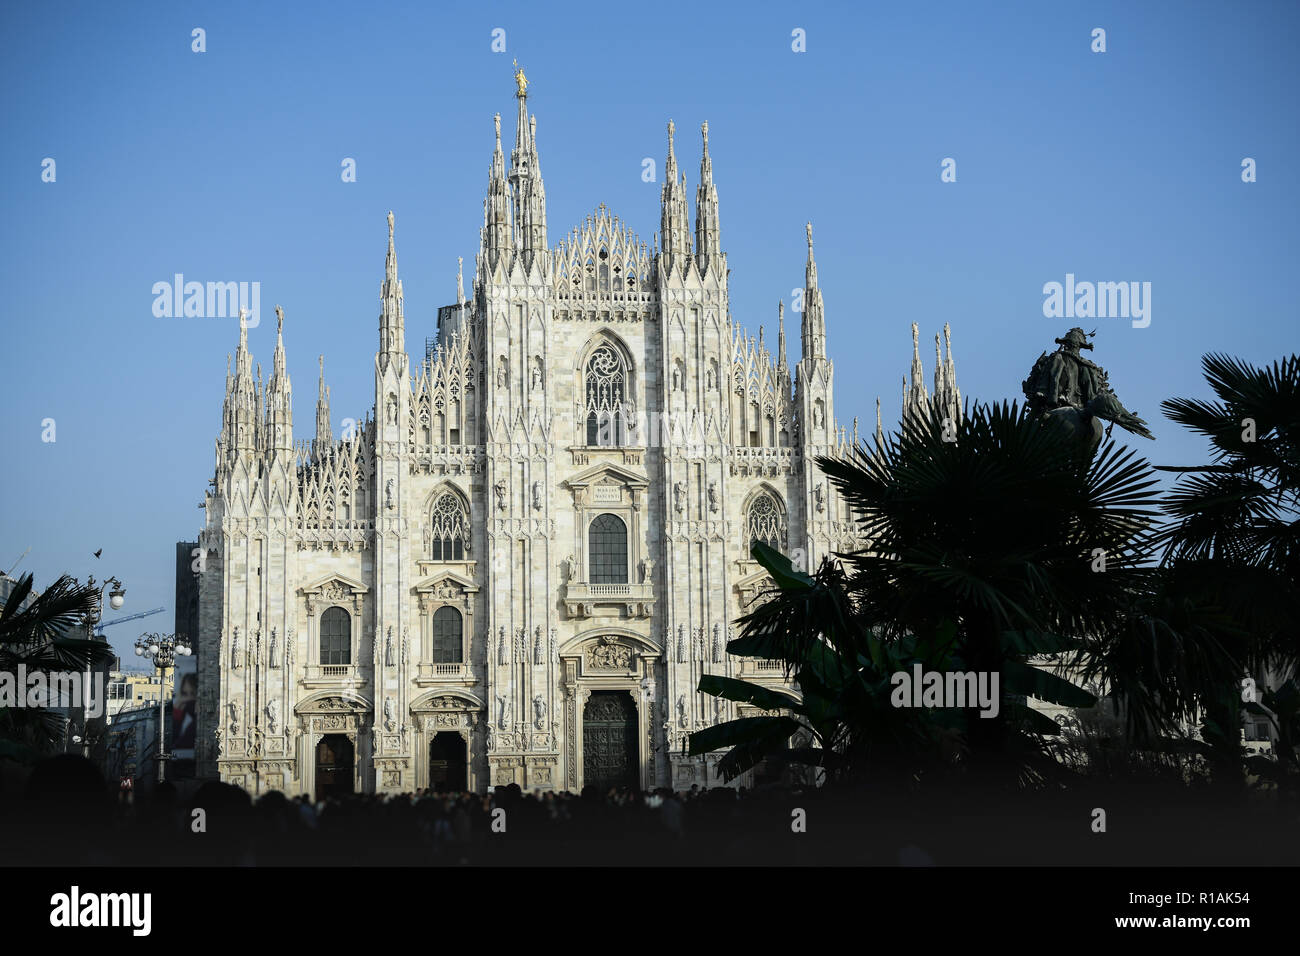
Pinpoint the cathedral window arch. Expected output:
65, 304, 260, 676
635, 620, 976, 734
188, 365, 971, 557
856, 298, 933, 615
431, 607, 464, 664
588, 513, 628, 584
583, 339, 631, 447
427, 489, 470, 561
744, 491, 787, 554
320, 607, 352, 666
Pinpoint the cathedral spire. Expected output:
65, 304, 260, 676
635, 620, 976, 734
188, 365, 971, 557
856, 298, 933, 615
271, 304, 288, 386
482, 113, 514, 267
875, 396, 884, 451
801, 222, 827, 361
315, 354, 332, 452
222, 310, 258, 459
508, 62, 547, 269
694, 121, 721, 274
265, 305, 293, 457
660, 119, 692, 267
379, 211, 405, 367
777, 300, 788, 373
902, 322, 929, 422
934, 332, 944, 398
938, 322, 961, 425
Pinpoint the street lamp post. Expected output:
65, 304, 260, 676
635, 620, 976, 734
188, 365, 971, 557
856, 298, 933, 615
77, 575, 125, 758
134, 632, 192, 783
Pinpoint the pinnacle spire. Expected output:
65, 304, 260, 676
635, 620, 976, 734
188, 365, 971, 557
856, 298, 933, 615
801, 222, 826, 361
508, 66, 547, 267
264, 305, 292, 456
379, 212, 405, 364
315, 354, 332, 451
777, 300, 788, 371
660, 119, 691, 265
271, 304, 287, 386
694, 120, 721, 273
934, 332, 943, 397
222, 310, 257, 459
483, 113, 513, 266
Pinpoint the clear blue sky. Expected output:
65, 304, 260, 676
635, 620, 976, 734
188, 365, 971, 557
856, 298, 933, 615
2, 0, 1297, 662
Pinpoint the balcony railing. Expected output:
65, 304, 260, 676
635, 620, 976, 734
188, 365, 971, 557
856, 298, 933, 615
415, 662, 475, 685
563, 581, 654, 619
302, 664, 359, 686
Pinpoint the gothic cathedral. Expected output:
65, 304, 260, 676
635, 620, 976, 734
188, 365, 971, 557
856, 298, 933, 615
195, 76, 955, 797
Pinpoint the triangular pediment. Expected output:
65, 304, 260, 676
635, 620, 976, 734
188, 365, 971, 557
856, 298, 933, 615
412, 569, 479, 593
733, 567, 777, 592
300, 572, 369, 595
565, 460, 649, 490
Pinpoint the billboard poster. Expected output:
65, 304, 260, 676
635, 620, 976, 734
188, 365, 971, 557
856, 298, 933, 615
171, 654, 197, 759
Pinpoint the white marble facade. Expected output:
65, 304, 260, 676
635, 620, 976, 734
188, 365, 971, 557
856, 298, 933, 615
195, 78, 888, 797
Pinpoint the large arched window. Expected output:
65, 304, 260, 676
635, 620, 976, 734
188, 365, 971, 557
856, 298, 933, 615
320, 607, 351, 666
588, 513, 628, 584
431, 607, 463, 664
584, 344, 628, 446
428, 491, 469, 561
746, 493, 787, 553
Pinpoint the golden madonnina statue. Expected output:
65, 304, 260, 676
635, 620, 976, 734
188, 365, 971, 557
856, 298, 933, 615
513, 60, 528, 96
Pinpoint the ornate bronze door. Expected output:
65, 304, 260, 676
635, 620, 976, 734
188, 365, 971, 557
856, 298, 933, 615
315, 734, 354, 801
583, 691, 637, 792
428, 731, 468, 792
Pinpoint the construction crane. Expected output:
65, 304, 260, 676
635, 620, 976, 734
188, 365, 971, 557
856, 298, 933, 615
94, 607, 165, 636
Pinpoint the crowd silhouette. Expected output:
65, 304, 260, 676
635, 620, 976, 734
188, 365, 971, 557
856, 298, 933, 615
2, 754, 1295, 866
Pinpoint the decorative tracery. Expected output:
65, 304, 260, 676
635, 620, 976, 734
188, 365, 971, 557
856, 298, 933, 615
428, 491, 469, 560
585, 344, 629, 446
745, 493, 787, 552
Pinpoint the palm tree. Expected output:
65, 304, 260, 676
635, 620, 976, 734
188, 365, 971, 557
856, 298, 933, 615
0, 572, 114, 759
1153, 352, 1300, 781
820, 401, 1161, 780
692, 400, 1161, 788
688, 546, 956, 786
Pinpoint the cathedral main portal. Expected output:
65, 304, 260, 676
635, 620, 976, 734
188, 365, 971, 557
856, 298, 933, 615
582, 691, 638, 793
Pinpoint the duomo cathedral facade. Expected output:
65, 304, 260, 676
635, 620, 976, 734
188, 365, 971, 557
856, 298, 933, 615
195, 74, 960, 797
